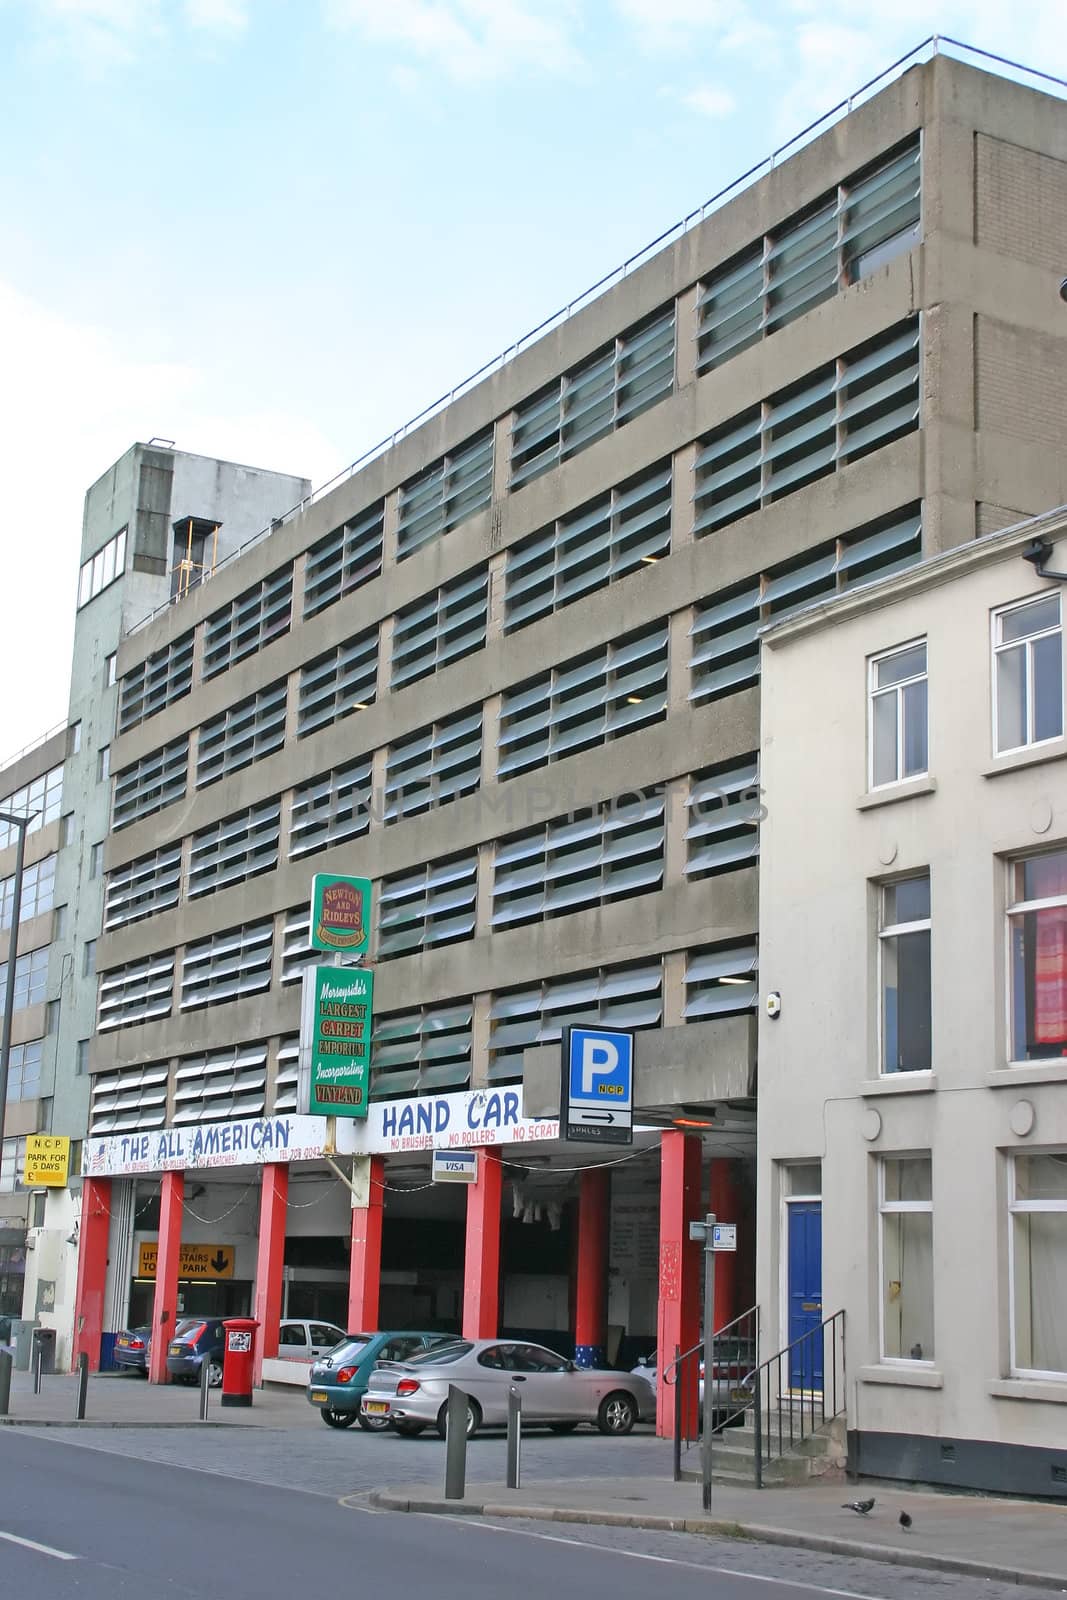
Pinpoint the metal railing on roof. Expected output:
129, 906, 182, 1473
126, 35, 1067, 641
0, 718, 68, 777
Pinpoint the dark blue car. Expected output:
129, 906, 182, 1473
166, 1317, 226, 1387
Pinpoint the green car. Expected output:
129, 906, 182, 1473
306, 1331, 458, 1429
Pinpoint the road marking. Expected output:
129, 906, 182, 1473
0, 1530, 79, 1561
460, 1519, 893, 1600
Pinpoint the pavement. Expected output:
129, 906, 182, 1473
5, 1369, 1067, 1592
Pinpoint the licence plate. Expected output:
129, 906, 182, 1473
311, 1391, 329, 1403
169, 1344, 182, 1355
118, 1338, 130, 1348
730, 1387, 750, 1402
363, 1401, 389, 1415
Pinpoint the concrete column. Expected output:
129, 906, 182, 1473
656, 1131, 702, 1438
709, 1160, 739, 1330
349, 1155, 384, 1331
72, 1176, 111, 1372
148, 1170, 184, 1384
574, 1167, 610, 1367
252, 1164, 289, 1384
675, 287, 700, 390
462, 1151, 502, 1339
469, 992, 493, 1090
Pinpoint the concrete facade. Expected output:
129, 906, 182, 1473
757, 514, 1067, 1496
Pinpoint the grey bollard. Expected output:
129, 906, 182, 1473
32, 1340, 42, 1396
444, 1384, 468, 1501
506, 1384, 522, 1489
0, 1350, 11, 1416
75, 1352, 89, 1421
199, 1352, 211, 1421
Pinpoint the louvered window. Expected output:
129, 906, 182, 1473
511, 307, 675, 489
97, 951, 175, 1032
173, 1042, 267, 1125
685, 942, 758, 1018
698, 139, 920, 371
392, 568, 488, 690
281, 909, 364, 985
397, 429, 494, 560
89, 1062, 169, 1134
498, 623, 668, 780
303, 501, 384, 618
203, 566, 293, 679
492, 791, 664, 929
113, 738, 188, 829
378, 853, 478, 959
197, 681, 287, 788
298, 627, 379, 737
488, 961, 662, 1084
689, 506, 922, 703
505, 462, 671, 633
370, 1000, 474, 1098
274, 1035, 299, 1113
694, 320, 920, 537
104, 844, 182, 930
118, 633, 194, 732
686, 757, 760, 879
289, 756, 373, 859
188, 800, 280, 899
180, 921, 273, 1010
384, 707, 482, 824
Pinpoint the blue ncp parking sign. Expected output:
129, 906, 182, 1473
562, 1026, 635, 1145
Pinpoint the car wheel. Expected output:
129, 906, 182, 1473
206, 1359, 224, 1389
436, 1397, 481, 1441
394, 1421, 426, 1437
548, 1422, 579, 1434
357, 1411, 393, 1433
597, 1392, 637, 1436
321, 1407, 358, 1429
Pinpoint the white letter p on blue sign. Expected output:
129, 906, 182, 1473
581, 1037, 619, 1095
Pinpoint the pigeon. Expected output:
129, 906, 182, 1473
842, 1498, 876, 1515
899, 1512, 913, 1530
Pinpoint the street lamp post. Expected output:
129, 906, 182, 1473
0, 810, 39, 1164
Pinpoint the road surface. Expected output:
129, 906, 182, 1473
0, 1429, 1053, 1599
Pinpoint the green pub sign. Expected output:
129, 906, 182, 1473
309, 873, 372, 956
299, 966, 374, 1118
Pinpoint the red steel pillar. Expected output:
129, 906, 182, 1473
148, 1170, 183, 1384
348, 1155, 384, 1332
252, 1164, 289, 1384
574, 1167, 609, 1367
709, 1159, 739, 1331
72, 1176, 111, 1372
656, 1131, 702, 1438
462, 1151, 501, 1339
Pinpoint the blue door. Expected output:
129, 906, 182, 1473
787, 1202, 823, 1390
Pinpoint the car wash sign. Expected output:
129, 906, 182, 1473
310, 873, 372, 955
298, 966, 374, 1118
562, 1026, 634, 1145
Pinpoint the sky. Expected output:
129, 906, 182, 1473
1, 0, 1065, 757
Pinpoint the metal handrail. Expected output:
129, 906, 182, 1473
0, 718, 68, 777
663, 1304, 760, 1483
125, 36, 1067, 643
752, 1309, 846, 1489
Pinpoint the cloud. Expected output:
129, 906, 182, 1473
0, 277, 340, 753
183, 0, 248, 31
680, 83, 736, 118
324, 0, 582, 82
614, 0, 743, 52
10, 0, 249, 65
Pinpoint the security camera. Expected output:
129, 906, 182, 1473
765, 991, 782, 1019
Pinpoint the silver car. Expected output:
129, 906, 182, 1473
360, 1338, 654, 1439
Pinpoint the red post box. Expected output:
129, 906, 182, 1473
221, 1317, 259, 1408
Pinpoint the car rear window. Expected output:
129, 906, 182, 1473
406, 1340, 472, 1365
330, 1339, 371, 1362
173, 1320, 202, 1337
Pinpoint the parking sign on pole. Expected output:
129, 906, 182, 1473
560, 1026, 634, 1145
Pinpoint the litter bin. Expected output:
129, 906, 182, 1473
221, 1318, 259, 1409
32, 1327, 56, 1376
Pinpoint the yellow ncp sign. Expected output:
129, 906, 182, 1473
136, 1243, 235, 1280
25, 1135, 70, 1187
